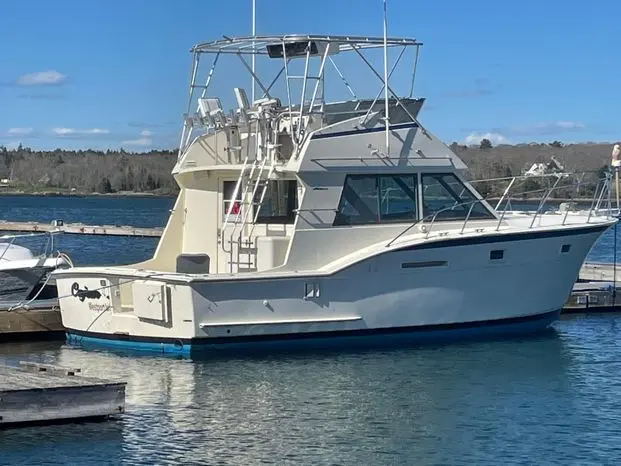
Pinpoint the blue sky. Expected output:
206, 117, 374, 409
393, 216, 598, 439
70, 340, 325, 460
1, 0, 619, 151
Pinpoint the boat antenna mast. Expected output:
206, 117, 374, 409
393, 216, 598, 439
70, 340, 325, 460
382, 0, 390, 157
251, 0, 256, 102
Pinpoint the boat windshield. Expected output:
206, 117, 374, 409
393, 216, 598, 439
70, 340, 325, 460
421, 173, 494, 221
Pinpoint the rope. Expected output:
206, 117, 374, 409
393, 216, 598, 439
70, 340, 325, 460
7, 251, 67, 311
7, 251, 79, 311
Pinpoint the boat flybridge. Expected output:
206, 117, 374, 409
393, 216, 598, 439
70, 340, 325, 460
52, 33, 616, 355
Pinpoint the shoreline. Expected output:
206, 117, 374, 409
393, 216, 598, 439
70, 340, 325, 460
0, 190, 177, 198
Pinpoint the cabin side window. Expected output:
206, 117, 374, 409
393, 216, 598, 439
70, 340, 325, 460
421, 173, 494, 221
222, 180, 297, 224
333, 174, 418, 226
255, 180, 298, 224
222, 181, 243, 218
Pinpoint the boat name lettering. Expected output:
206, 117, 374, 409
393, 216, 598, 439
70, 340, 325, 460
71, 282, 102, 302
87, 303, 108, 312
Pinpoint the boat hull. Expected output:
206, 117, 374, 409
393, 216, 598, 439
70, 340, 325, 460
55, 222, 612, 356
65, 309, 560, 356
0, 266, 52, 308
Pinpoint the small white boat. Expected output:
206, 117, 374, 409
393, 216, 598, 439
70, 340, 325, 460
0, 232, 73, 309
52, 28, 616, 356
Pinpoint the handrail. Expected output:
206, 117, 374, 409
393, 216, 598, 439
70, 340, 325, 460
386, 170, 614, 248
0, 231, 59, 241
386, 197, 490, 247
0, 230, 62, 262
0, 235, 17, 262
423, 199, 491, 240
529, 174, 565, 228
467, 168, 605, 187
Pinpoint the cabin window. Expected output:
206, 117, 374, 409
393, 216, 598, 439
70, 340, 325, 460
334, 175, 379, 225
333, 174, 418, 226
255, 180, 298, 224
379, 175, 418, 222
222, 181, 243, 218
421, 173, 494, 221
490, 249, 504, 260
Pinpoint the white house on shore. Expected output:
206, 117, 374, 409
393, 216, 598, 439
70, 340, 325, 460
524, 156, 565, 176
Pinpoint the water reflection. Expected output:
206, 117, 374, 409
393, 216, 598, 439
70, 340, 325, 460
0, 418, 124, 466
2, 327, 601, 465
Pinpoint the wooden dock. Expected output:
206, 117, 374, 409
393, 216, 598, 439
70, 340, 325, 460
0, 361, 126, 427
564, 281, 621, 313
579, 262, 620, 282
0, 305, 64, 341
0, 220, 162, 237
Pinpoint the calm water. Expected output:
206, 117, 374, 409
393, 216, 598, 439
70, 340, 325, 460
2, 195, 621, 465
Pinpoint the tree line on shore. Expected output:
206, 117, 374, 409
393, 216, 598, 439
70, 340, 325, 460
0, 145, 179, 195
0, 140, 615, 197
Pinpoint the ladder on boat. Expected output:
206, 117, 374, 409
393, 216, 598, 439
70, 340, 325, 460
283, 45, 326, 157
220, 153, 275, 273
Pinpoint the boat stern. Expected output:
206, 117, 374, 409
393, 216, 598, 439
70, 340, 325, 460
53, 267, 198, 352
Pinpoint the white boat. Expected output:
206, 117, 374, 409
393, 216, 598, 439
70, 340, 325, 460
0, 232, 73, 309
52, 30, 617, 355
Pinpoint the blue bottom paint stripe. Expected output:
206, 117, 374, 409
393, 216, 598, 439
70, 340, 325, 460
65, 310, 560, 356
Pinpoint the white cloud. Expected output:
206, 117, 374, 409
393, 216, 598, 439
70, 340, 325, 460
17, 70, 67, 86
509, 121, 585, 135
553, 121, 585, 130
140, 130, 154, 137
4, 141, 22, 150
121, 137, 152, 147
52, 127, 110, 136
464, 132, 509, 146
7, 127, 33, 135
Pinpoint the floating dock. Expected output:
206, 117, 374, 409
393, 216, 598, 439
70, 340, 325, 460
0, 220, 162, 237
0, 303, 64, 341
564, 281, 621, 313
579, 262, 620, 282
0, 361, 126, 427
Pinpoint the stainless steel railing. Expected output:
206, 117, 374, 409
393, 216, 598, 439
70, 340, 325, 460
387, 170, 615, 248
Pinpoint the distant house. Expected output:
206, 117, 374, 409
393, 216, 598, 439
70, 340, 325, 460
523, 156, 565, 176
0, 178, 9, 185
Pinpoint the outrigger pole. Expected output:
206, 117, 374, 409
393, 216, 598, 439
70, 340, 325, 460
613, 143, 620, 212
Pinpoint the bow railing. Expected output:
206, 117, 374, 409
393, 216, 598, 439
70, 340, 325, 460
386, 170, 616, 248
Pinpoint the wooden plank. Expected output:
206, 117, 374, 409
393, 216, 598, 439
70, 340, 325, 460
0, 220, 162, 237
0, 363, 126, 426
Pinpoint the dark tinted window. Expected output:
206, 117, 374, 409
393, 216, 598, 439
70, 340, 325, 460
334, 174, 418, 225
333, 175, 379, 225
421, 173, 494, 221
255, 180, 298, 224
223, 181, 243, 218
223, 179, 297, 224
490, 250, 504, 260
379, 175, 418, 222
